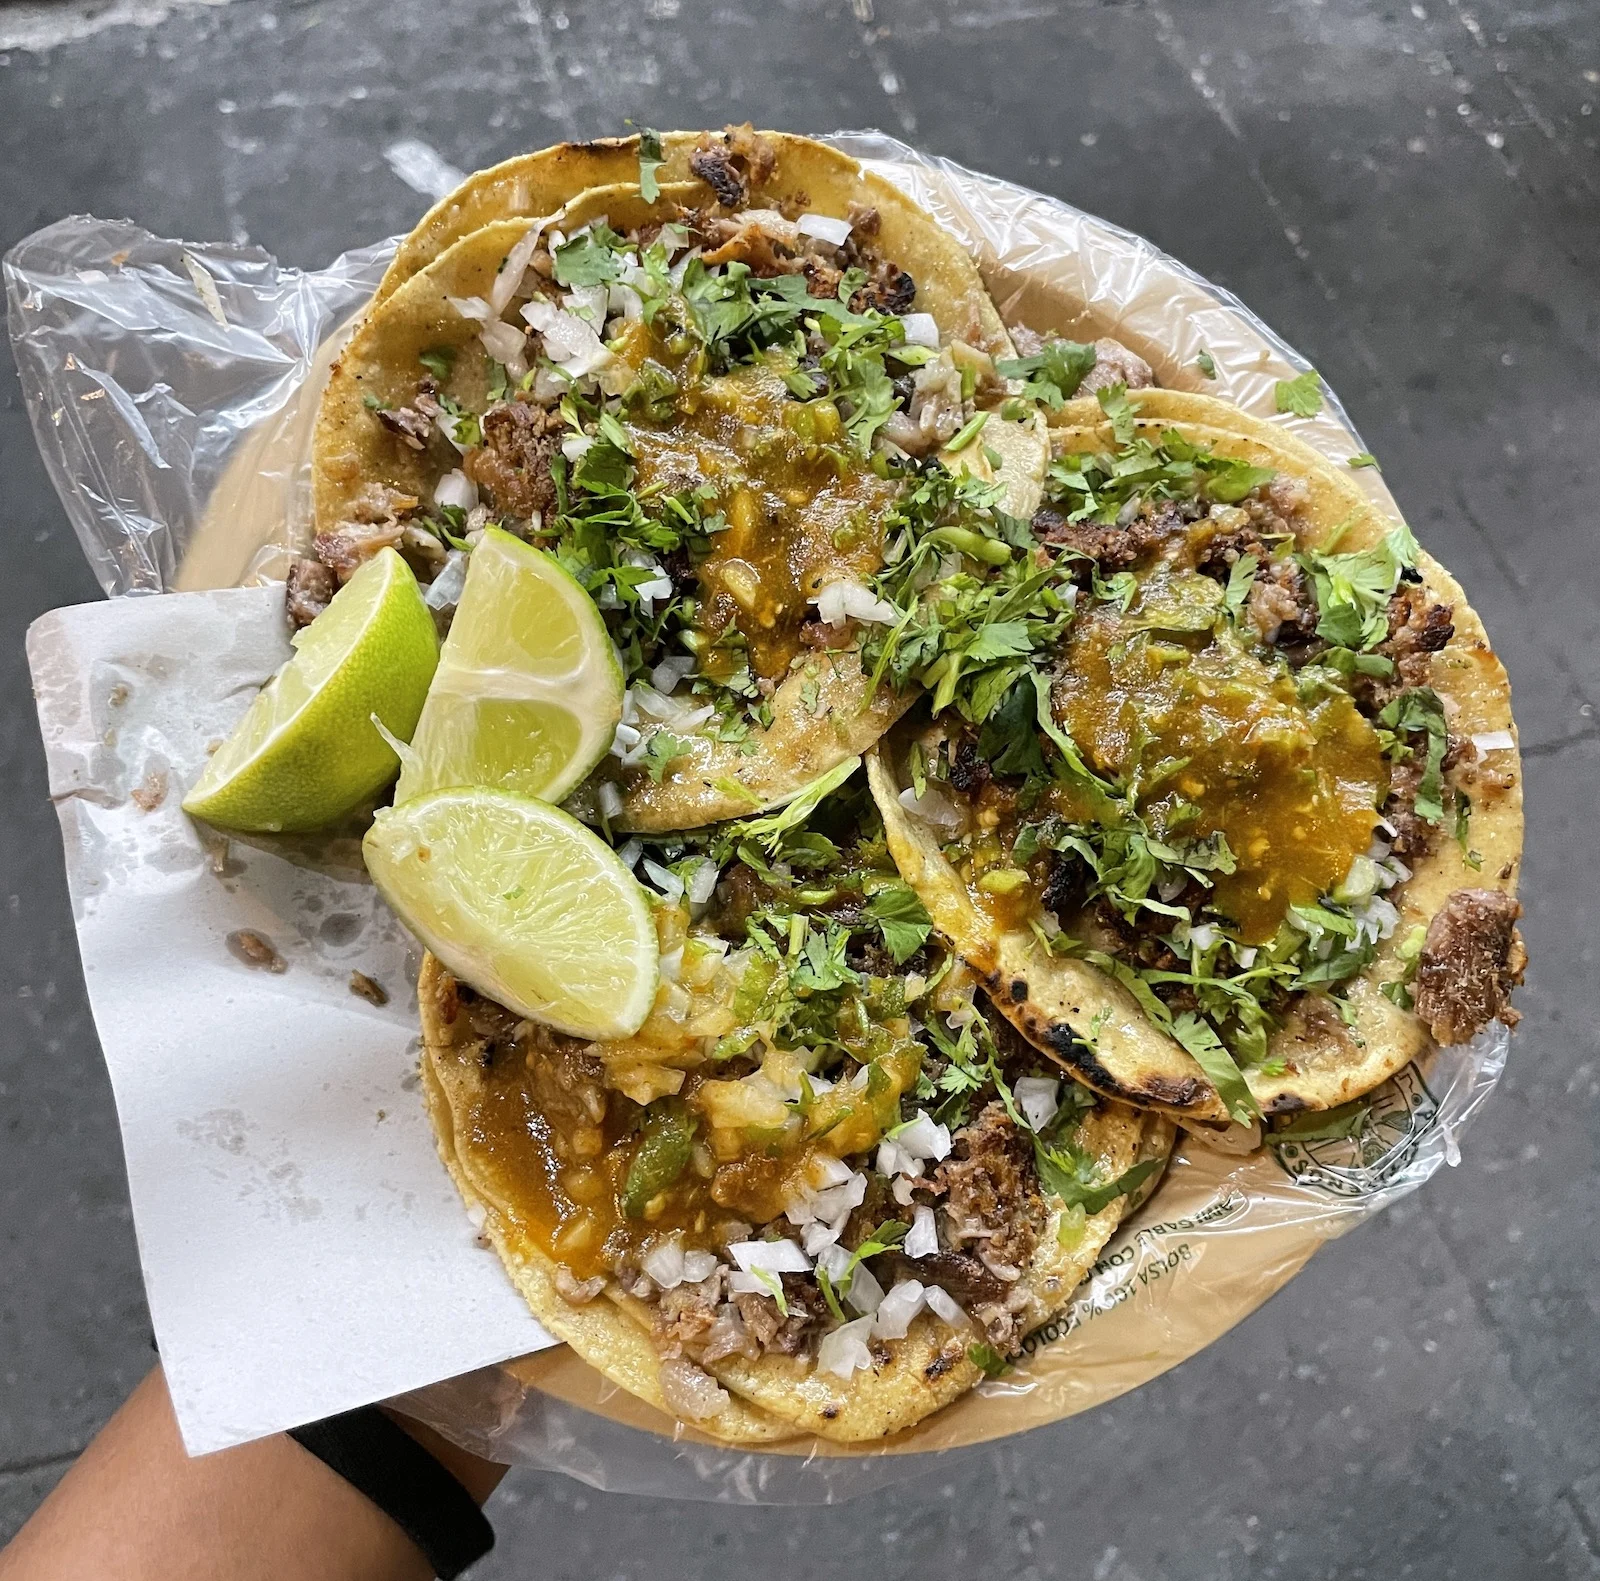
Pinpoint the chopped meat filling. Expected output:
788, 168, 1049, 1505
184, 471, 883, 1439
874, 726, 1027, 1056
688, 123, 779, 208
1245, 557, 1320, 648
1032, 495, 1190, 571
374, 376, 442, 451
932, 1103, 1046, 1293
1078, 336, 1156, 395
464, 399, 563, 521
1413, 887, 1527, 1045
285, 556, 335, 628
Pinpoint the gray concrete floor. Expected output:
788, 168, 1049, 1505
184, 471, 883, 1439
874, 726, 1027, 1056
1, 0, 1596, 1574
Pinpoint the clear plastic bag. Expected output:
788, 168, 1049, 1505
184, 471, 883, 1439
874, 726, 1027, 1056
5, 132, 1513, 1502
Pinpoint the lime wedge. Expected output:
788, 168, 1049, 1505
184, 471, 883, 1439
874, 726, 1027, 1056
396, 527, 623, 806
183, 548, 438, 833
364, 787, 658, 1039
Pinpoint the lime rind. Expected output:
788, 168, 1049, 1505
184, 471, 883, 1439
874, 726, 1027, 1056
364, 786, 659, 1040
182, 548, 438, 832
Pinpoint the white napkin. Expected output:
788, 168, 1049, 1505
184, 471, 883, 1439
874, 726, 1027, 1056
27, 585, 554, 1455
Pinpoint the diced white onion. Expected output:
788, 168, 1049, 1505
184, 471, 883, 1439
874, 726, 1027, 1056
687, 858, 721, 906
810, 1154, 854, 1189
729, 1239, 812, 1275
596, 781, 624, 821
803, 1218, 844, 1256
445, 294, 494, 323
876, 1139, 924, 1181
608, 281, 644, 321
658, 947, 683, 983
1013, 1077, 1061, 1135
1234, 946, 1259, 969
809, 1173, 868, 1225
650, 655, 697, 694
897, 783, 966, 833
682, 1249, 719, 1283
896, 1112, 953, 1162
489, 216, 551, 316
1472, 730, 1515, 753
423, 550, 469, 612
616, 838, 643, 870
636, 572, 675, 602
561, 433, 593, 463
815, 1242, 852, 1280
924, 1285, 968, 1327
845, 1259, 885, 1316
813, 577, 897, 627
817, 1316, 875, 1378
872, 1280, 927, 1341
610, 721, 642, 758
434, 408, 470, 455
642, 1235, 687, 1289
433, 468, 478, 511
520, 297, 615, 380
905, 1204, 939, 1259
480, 317, 528, 369
641, 857, 685, 900
562, 283, 610, 325
900, 312, 940, 349
796, 211, 853, 246
1188, 922, 1221, 953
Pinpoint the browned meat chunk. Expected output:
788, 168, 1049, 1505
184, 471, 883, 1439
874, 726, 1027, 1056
1413, 888, 1527, 1045
372, 375, 442, 452
689, 124, 777, 208
464, 400, 562, 521
880, 1248, 1007, 1308
654, 1275, 723, 1358
1246, 558, 1319, 647
1078, 336, 1156, 396
313, 483, 418, 582
947, 735, 991, 797
285, 556, 335, 627
1033, 497, 1182, 571
933, 1101, 1046, 1273
1384, 582, 1454, 676
851, 257, 916, 316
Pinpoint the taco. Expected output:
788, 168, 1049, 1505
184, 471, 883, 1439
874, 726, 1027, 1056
416, 776, 1172, 1443
867, 386, 1524, 1125
304, 128, 1047, 831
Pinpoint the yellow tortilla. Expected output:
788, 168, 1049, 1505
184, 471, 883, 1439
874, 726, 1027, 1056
377, 131, 1014, 363
417, 952, 1171, 1445
871, 390, 1523, 1121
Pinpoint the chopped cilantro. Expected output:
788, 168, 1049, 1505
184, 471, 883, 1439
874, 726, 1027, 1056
1377, 687, 1449, 823
1096, 381, 1138, 445
995, 338, 1097, 409
418, 346, 455, 380
1275, 368, 1324, 418
864, 882, 933, 964
643, 730, 692, 783
1196, 348, 1217, 378
1348, 452, 1380, 470
553, 226, 623, 288
1299, 521, 1419, 650
968, 1341, 1013, 1379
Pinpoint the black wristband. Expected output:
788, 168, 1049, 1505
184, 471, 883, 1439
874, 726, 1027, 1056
289, 1406, 495, 1579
